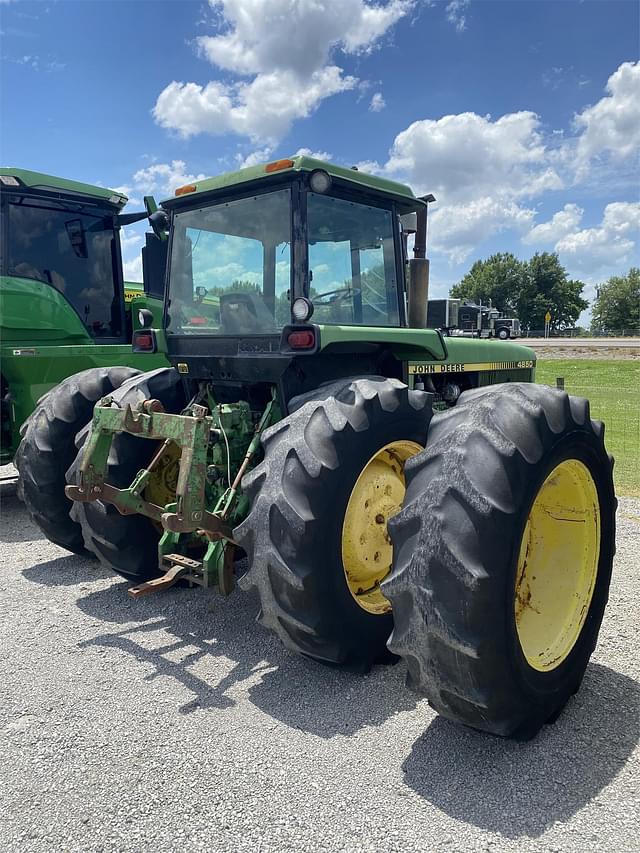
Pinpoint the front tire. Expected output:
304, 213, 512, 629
15, 367, 141, 554
384, 382, 616, 739
235, 377, 432, 670
497, 327, 510, 340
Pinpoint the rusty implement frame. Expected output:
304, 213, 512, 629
65, 397, 234, 542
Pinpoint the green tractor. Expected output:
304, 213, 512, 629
1, 167, 169, 550
24, 156, 616, 738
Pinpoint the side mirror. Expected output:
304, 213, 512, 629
148, 210, 169, 241
400, 212, 417, 234
144, 196, 169, 241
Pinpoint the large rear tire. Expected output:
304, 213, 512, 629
67, 367, 185, 581
235, 377, 432, 670
384, 382, 616, 739
15, 367, 142, 554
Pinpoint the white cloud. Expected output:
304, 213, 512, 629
379, 110, 562, 261
198, 0, 412, 75
236, 147, 275, 168
522, 203, 584, 245
555, 201, 640, 271
574, 61, 640, 175
116, 161, 208, 275
445, 0, 469, 32
237, 144, 334, 169
132, 160, 207, 197
293, 147, 333, 161
430, 199, 535, 264
153, 0, 413, 144
386, 111, 561, 201
369, 92, 386, 112
154, 67, 356, 144
353, 158, 383, 174
120, 230, 143, 254
123, 254, 143, 283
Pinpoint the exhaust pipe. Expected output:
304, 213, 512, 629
407, 195, 435, 329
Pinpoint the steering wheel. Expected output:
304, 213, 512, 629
313, 287, 359, 303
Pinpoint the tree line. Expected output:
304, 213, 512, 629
450, 253, 639, 333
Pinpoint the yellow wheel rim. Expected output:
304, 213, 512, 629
342, 440, 422, 615
144, 442, 181, 508
515, 458, 601, 672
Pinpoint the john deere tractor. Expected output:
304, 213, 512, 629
21, 156, 615, 738
1, 167, 169, 551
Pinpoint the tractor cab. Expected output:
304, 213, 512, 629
138, 155, 453, 401
0, 168, 132, 341
163, 162, 415, 338
0, 168, 169, 462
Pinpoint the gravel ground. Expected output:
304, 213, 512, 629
1, 468, 639, 853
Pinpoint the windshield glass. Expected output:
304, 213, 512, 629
5, 198, 122, 337
307, 193, 400, 327
167, 189, 291, 335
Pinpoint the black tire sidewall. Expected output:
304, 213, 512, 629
306, 412, 428, 654
73, 368, 185, 580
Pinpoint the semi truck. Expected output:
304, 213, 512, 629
427, 298, 521, 339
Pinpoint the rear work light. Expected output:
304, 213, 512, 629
287, 330, 316, 349
0, 175, 20, 186
133, 330, 156, 352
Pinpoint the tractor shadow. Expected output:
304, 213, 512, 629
0, 492, 47, 543
402, 662, 640, 838
72, 578, 418, 735
22, 554, 114, 584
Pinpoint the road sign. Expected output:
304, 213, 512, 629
545, 311, 552, 323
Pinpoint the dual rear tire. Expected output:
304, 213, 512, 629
383, 382, 616, 738
239, 380, 616, 738
235, 376, 432, 670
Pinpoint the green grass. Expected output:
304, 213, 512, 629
535, 360, 640, 496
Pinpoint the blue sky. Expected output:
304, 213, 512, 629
2, 0, 638, 320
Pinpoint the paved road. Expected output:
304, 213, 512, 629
1, 482, 639, 852
524, 337, 640, 349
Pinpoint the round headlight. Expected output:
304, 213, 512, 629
292, 297, 314, 322
309, 169, 332, 194
138, 308, 154, 328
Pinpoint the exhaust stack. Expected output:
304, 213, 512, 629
407, 194, 435, 329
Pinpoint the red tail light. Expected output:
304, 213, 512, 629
133, 331, 155, 352
287, 330, 315, 349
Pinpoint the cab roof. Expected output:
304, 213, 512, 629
0, 167, 128, 208
162, 155, 426, 214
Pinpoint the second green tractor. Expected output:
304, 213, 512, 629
19, 156, 616, 739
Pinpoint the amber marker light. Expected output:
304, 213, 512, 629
175, 184, 197, 196
265, 159, 295, 173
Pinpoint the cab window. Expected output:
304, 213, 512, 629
5, 198, 121, 337
307, 193, 400, 327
